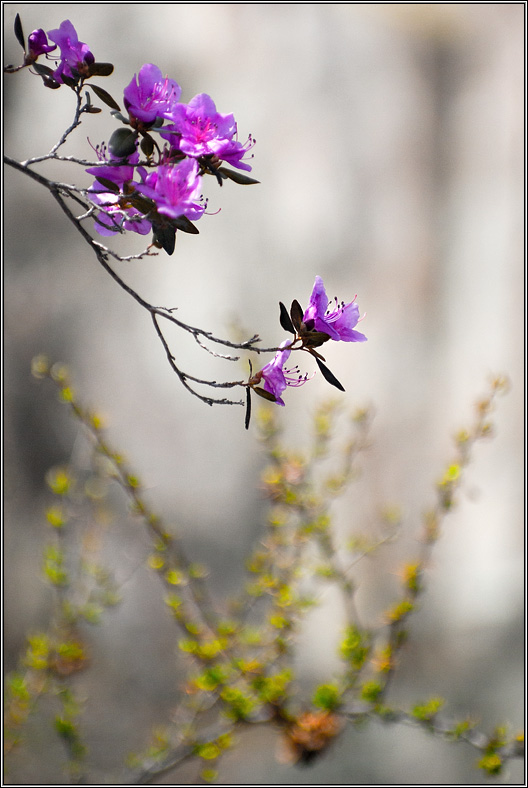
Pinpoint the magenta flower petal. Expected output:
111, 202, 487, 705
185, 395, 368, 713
304, 276, 329, 326
86, 147, 152, 237
259, 341, 292, 405
172, 93, 235, 156
254, 340, 312, 406
162, 92, 253, 169
47, 19, 94, 82
218, 135, 255, 171
123, 64, 181, 124
303, 276, 367, 343
136, 159, 205, 222
27, 29, 56, 58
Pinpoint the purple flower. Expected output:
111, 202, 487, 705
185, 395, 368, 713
162, 93, 254, 170
136, 159, 205, 222
27, 29, 56, 61
123, 64, 181, 126
303, 276, 367, 343
47, 20, 94, 82
252, 340, 311, 406
86, 145, 145, 191
89, 192, 152, 237
86, 147, 151, 237
215, 134, 255, 172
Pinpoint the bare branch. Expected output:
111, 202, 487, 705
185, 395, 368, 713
5, 154, 285, 408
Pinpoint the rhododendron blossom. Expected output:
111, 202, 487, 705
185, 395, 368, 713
162, 93, 254, 170
27, 29, 56, 60
123, 63, 181, 125
303, 276, 367, 343
89, 191, 152, 237
252, 340, 311, 406
136, 159, 205, 222
86, 148, 151, 236
47, 19, 94, 82
214, 134, 255, 172
86, 147, 145, 191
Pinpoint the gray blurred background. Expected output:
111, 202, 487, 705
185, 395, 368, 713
4, 3, 524, 784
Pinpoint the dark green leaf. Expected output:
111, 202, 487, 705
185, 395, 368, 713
152, 223, 176, 256
61, 72, 78, 88
93, 176, 121, 194
140, 134, 155, 157
290, 300, 304, 332
88, 83, 121, 111
128, 193, 155, 215
303, 330, 331, 348
279, 302, 296, 335
108, 127, 138, 158
87, 62, 114, 77
253, 387, 277, 402
245, 387, 252, 430
315, 357, 345, 392
173, 215, 199, 234
32, 62, 61, 89
84, 106, 102, 114
307, 346, 327, 361
14, 13, 25, 50
217, 166, 260, 185
110, 110, 129, 124
33, 62, 55, 78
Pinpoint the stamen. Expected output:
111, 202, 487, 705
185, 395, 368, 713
284, 365, 315, 387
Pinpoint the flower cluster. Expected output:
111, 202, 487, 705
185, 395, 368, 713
85, 62, 256, 254
247, 276, 366, 422
8, 18, 256, 255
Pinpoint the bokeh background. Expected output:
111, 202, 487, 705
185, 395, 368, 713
4, 3, 524, 784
